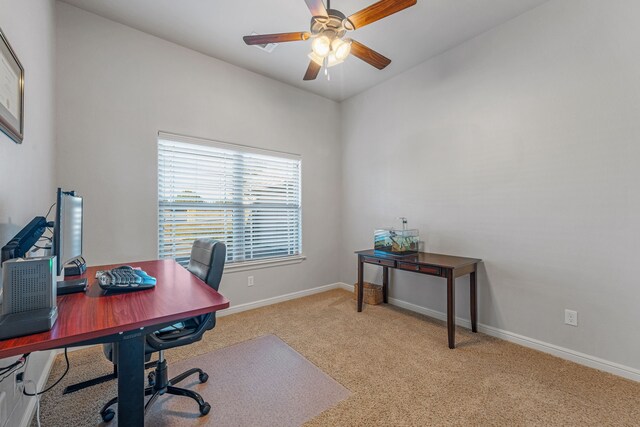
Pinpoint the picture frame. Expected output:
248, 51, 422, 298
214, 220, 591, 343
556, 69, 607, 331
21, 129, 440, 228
0, 28, 24, 144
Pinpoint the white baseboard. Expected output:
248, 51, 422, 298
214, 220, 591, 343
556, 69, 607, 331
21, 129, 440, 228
19, 350, 57, 427
335, 282, 640, 382
217, 283, 343, 317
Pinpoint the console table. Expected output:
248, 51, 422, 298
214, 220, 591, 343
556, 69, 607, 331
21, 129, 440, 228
355, 249, 481, 349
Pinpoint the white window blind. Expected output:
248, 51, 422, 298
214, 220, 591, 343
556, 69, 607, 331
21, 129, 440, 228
158, 134, 302, 266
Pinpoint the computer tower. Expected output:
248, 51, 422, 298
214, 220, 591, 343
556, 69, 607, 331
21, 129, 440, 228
0, 256, 58, 340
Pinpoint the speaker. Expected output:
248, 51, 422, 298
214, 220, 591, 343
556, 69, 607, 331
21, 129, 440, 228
0, 256, 58, 340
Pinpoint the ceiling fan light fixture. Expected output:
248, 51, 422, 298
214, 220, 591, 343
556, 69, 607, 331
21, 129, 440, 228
311, 35, 331, 57
332, 38, 352, 60
326, 52, 344, 68
308, 51, 324, 66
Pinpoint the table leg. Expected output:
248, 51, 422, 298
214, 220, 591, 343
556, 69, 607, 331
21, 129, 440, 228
447, 270, 456, 349
470, 271, 477, 333
357, 257, 364, 312
117, 333, 145, 426
382, 267, 389, 304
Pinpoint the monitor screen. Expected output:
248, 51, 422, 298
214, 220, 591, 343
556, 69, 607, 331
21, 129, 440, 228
53, 188, 83, 275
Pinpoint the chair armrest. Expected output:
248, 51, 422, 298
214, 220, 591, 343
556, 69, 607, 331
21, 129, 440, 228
146, 313, 214, 350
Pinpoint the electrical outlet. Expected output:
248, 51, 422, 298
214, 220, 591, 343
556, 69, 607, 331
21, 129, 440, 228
248, 276, 254, 287
565, 309, 578, 326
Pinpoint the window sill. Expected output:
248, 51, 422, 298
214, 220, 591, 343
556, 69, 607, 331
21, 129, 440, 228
224, 255, 307, 273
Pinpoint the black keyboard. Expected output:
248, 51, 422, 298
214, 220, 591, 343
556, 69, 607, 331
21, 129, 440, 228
96, 266, 156, 291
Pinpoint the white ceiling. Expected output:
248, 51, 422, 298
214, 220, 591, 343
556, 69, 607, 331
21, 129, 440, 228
60, 0, 549, 101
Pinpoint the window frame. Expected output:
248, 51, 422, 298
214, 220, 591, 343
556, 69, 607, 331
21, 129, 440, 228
157, 131, 305, 271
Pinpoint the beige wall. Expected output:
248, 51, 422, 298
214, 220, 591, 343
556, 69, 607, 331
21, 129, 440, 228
0, 0, 56, 425
340, 0, 640, 373
55, 2, 343, 308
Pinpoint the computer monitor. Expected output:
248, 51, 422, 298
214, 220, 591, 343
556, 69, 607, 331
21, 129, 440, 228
52, 188, 83, 276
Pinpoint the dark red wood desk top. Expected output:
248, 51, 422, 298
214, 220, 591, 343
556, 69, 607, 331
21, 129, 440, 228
0, 259, 229, 359
355, 249, 481, 269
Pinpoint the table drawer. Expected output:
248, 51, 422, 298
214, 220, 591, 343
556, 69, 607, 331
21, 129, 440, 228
362, 256, 396, 268
397, 262, 442, 276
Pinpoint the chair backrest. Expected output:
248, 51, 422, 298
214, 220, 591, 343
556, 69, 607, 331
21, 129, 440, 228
186, 238, 226, 291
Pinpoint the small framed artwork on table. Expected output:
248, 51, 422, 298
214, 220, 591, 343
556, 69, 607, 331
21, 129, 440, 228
0, 28, 24, 144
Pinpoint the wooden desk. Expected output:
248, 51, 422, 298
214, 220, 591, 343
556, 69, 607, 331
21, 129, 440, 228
0, 259, 229, 426
355, 250, 481, 349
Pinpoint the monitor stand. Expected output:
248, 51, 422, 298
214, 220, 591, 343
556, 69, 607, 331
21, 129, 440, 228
57, 278, 88, 295
64, 259, 87, 277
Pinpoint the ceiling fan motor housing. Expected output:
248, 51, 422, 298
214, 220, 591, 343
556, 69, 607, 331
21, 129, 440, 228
311, 9, 348, 39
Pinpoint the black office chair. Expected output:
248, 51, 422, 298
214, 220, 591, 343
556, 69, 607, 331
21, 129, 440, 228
100, 238, 226, 422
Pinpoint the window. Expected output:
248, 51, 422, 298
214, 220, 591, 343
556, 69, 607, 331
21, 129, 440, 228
158, 133, 302, 267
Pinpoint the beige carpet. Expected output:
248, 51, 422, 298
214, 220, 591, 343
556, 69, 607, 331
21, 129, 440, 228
35, 289, 640, 426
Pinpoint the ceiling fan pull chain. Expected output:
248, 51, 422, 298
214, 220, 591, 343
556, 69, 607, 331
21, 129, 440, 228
323, 57, 329, 80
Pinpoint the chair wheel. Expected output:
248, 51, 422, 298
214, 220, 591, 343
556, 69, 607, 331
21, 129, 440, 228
199, 372, 209, 383
200, 402, 211, 416
101, 408, 115, 422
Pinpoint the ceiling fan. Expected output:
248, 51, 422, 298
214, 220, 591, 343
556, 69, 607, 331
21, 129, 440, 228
243, 0, 417, 81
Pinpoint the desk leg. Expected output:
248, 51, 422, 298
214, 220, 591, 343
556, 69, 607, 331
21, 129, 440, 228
447, 270, 456, 349
382, 267, 389, 304
470, 271, 477, 333
357, 257, 364, 312
117, 334, 145, 426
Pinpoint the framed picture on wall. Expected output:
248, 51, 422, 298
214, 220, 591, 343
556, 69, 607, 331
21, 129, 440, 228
0, 28, 24, 144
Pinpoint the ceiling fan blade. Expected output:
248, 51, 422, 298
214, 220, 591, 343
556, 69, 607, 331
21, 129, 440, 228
243, 32, 310, 45
304, 0, 328, 17
345, 0, 416, 30
303, 60, 322, 81
350, 40, 391, 70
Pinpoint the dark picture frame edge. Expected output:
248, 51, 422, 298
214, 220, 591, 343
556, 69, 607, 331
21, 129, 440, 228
0, 27, 24, 144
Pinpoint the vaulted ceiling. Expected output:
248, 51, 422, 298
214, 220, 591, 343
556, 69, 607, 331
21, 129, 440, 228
61, 0, 549, 101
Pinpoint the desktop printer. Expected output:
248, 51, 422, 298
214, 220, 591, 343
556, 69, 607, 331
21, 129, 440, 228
0, 256, 58, 340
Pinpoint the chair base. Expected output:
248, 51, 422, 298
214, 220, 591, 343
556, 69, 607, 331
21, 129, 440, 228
63, 360, 158, 395
100, 358, 211, 422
